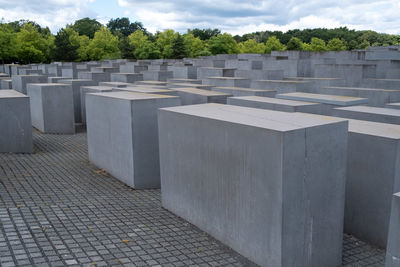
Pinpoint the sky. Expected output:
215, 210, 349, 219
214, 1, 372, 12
0, 0, 399, 35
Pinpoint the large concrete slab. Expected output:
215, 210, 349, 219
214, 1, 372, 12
113, 86, 177, 96
386, 193, 400, 267
203, 77, 250, 88
80, 86, 113, 124
58, 79, 97, 124
228, 96, 323, 113
212, 86, 276, 97
158, 103, 348, 267
333, 106, 400, 125
251, 80, 309, 93
169, 87, 231, 105
27, 83, 75, 134
86, 91, 181, 189
12, 75, 48, 94
110, 73, 143, 83
0, 90, 33, 153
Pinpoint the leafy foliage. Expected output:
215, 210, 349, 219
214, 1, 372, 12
71, 18, 102, 39
208, 33, 239, 54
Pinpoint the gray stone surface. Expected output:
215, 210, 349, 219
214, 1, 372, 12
212, 86, 276, 97
203, 77, 251, 88
80, 86, 113, 124
0, 90, 33, 153
58, 79, 97, 124
251, 80, 309, 93
113, 86, 177, 96
98, 81, 130, 88
110, 73, 143, 83
158, 103, 348, 267
0, 79, 12, 89
342, 119, 400, 248
333, 106, 400, 125
86, 91, 180, 189
12, 75, 48, 94
386, 193, 400, 267
169, 87, 231, 105
228, 96, 324, 113
27, 83, 75, 134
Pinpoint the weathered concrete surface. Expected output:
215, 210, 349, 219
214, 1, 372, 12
12, 75, 48, 94
110, 73, 143, 83
0, 90, 33, 153
333, 106, 400, 125
58, 79, 97, 124
212, 86, 276, 97
386, 193, 400, 267
86, 91, 181, 189
98, 81, 130, 88
27, 83, 75, 134
80, 86, 113, 124
169, 87, 232, 105
158, 103, 348, 267
113, 86, 177, 96
228, 96, 324, 113
203, 77, 250, 88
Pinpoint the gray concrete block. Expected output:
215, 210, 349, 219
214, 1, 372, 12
386, 193, 400, 267
58, 79, 97, 123
0, 79, 12, 89
203, 77, 250, 88
27, 83, 75, 134
0, 90, 33, 153
228, 96, 324, 113
167, 82, 213, 90
98, 81, 130, 88
158, 103, 348, 267
169, 87, 231, 105
333, 106, 400, 125
136, 81, 168, 87
212, 87, 276, 97
113, 86, 177, 96
167, 78, 202, 84
142, 71, 173, 81
77, 72, 109, 82
12, 75, 48, 94
86, 91, 181, 189
251, 80, 309, 93
110, 73, 143, 83
342, 119, 400, 247
48, 77, 70, 83
80, 86, 113, 124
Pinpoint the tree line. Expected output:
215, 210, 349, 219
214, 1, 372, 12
1, 17, 399, 64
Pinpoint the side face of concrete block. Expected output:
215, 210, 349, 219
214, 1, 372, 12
86, 92, 181, 189
12, 75, 48, 94
345, 133, 400, 247
0, 90, 33, 153
333, 106, 400, 125
80, 86, 113, 124
158, 104, 347, 267
386, 193, 400, 267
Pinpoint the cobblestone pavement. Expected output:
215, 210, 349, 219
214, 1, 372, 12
0, 131, 386, 266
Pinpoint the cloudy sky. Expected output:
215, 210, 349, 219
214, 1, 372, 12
0, 0, 399, 35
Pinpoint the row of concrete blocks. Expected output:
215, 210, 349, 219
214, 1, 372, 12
82, 90, 400, 266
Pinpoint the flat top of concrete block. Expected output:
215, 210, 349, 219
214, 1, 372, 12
99, 82, 131, 86
277, 92, 368, 106
169, 87, 231, 96
255, 80, 308, 84
81, 86, 113, 90
160, 103, 346, 132
138, 81, 168, 85
168, 79, 200, 82
395, 192, 400, 198
325, 86, 398, 92
213, 86, 275, 93
286, 77, 342, 81
1, 79, 11, 82
89, 91, 177, 100
15, 74, 45, 78
59, 79, 93, 83
207, 76, 249, 80
116, 87, 175, 94
28, 83, 70, 87
298, 112, 400, 139
334, 105, 400, 116
387, 103, 400, 107
168, 83, 212, 88
230, 96, 320, 106
366, 78, 400, 82
0, 90, 28, 98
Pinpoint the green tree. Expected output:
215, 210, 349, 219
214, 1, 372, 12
0, 23, 17, 63
286, 37, 303, 50
183, 33, 206, 58
15, 24, 53, 63
128, 30, 160, 59
156, 29, 178, 59
172, 33, 187, 59
238, 39, 266, 53
86, 26, 120, 60
71, 17, 102, 38
327, 38, 347, 51
208, 33, 239, 55
308, 37, 327, 52
53, 27, 80, 61
265, 36, 286, 54
187, 28, 221, 40
107, 17, 146, 37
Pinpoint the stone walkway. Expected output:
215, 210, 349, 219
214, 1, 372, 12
0, 131, 385, 266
